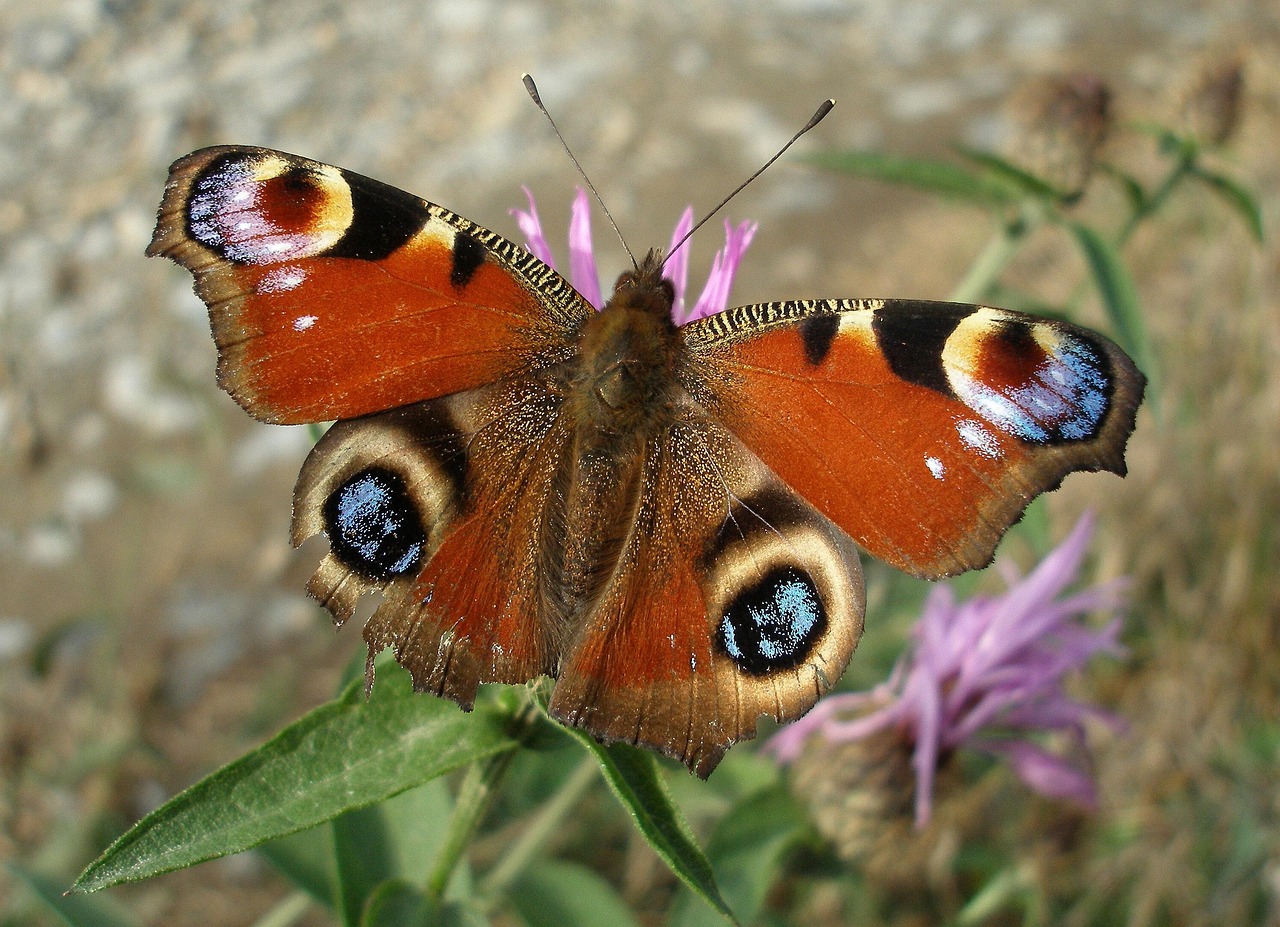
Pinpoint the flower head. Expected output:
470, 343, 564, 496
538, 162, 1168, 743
1182, 57, 1245, 147
1008, 72, 1113, 200
512, 188, 757, 322
769, 512, 1126, 827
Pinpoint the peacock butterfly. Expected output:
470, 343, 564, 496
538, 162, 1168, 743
149, 139, 1143, 777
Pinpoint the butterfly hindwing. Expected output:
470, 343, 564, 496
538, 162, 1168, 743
550, 404, 864, 777
292, 372, 572, 707
680, 298, 1144, 579
149, 146, 592, 424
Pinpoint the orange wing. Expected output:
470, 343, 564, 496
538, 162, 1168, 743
550, 408, 864, 777
291, 373, 573, 708
149, 146, 592, 424
681, 299, 1144, 578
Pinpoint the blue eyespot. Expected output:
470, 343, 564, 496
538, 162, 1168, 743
323, 467, 425, 579
716, 567, 826, 675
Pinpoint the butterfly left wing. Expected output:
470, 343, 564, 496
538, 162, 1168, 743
149, 146, 592, 424
679, 299, 1144, 579
549, 405, 864, 777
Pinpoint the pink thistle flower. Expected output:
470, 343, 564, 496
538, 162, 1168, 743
512, 187, 757, 322
768, 512, 1127, 828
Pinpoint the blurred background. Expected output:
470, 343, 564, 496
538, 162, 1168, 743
2, 1, 1277, 925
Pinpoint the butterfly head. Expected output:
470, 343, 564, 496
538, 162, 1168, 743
572, 250, 683, 436
606, 249, 676, 320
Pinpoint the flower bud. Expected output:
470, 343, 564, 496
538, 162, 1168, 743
1181, 58, 1244, 147
1008, 73, 1113, 200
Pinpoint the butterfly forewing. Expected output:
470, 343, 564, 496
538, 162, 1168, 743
680, 298, 1144, 579
149, 146, 592, 424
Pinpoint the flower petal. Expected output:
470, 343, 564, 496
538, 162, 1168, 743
978, 738, 1099, 807
665, 206, 694, 318
687, 219, 757, 322
568, 187, 603, 309
511, 187, 557, 269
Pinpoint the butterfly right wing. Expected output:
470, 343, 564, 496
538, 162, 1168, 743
291, 372, 574, 707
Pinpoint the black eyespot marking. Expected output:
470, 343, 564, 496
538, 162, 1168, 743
450, 232, 486, 289
874, 301, 972, 395
326, 169, 430, 260
800, 314, 840, 365
323, 467, 426, 580
716, 566, 827, 676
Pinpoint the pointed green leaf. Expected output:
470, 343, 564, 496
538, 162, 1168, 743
804, 150, 1018, 206
8, 866, 137, 927
1066, 221, 1158, 386
508, 861, 641, 927
334, 779, 456, 925
1191, 166, 1265, 241
952, 146, 1066, 201
561, 730, 738, 925
73, 666, 519, 892
360, 880, 439, 927
257, 826, 336, 905
335, 806, 399, 927
670, 786, 806, 927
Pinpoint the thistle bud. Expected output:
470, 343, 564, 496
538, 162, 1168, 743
1181, 58, 1244, 147
789, 728, 960, 889
1008, 73, 1113, 201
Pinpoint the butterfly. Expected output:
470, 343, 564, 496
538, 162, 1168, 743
149, 145, 1144, 777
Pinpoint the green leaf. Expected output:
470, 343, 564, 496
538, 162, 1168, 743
334, 779, 456, 925
508, 861, 641, 927
360, 880, 439, 927
361, 882, 491, 927
74, 665, 519, 893
335, 806, 400, 927
257, 825, 336, 905
1191, 166, 1265, 241
7, 865, 137, 927
670, 786, 807, 927
1066, 221, 1158, 387
952, 146, 1066, 201
804, 150, 1018, 206
1097, 163, 1148, 214
562, 731, 738, 925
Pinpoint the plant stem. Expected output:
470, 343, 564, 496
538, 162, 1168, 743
949, 216, 1031, 304
1115, 149, 1196, 247
249, 891, 313, 927
480, 757, 599, 900
425, 749, 517, 899
1064, 148, 1197, 315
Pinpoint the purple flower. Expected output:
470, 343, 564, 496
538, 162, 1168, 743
512, 188, 757, 322
768, 512, 1127, 827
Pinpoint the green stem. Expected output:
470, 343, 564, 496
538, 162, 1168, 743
948, 216, 1033, 304
480, 758, 599, 900
1064, 149, 1197, 315
248, 891, 313, 927
1116, 150, 1196, 247
425, 750, 517, 899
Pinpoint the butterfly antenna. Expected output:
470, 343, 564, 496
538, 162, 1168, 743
665, 98, 835, 267
523, 74, 638, 270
